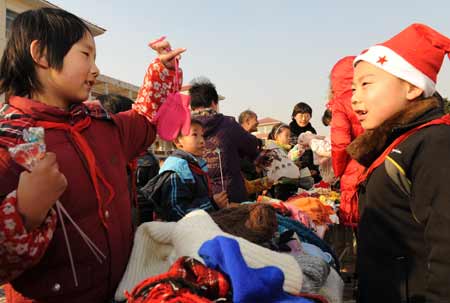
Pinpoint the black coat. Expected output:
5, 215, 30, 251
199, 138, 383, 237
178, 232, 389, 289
347, 98, 450, 303
289, 120, 317, 141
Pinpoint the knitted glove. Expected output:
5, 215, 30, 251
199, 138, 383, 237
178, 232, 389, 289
154, 92, 191, 141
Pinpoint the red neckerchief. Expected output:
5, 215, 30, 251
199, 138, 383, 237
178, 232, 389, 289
1, 96, 114, 227
36, 116, 115, 227
188, 162, 212, 197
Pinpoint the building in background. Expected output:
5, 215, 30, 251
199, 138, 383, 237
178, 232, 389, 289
254, 117, 282, 141
0, 0, 139, 103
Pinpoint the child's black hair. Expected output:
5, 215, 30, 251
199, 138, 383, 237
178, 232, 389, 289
268, 123, 289, 140
174, 119, 204, 142
98, 94, 133, 114
291, 102, 313, 118
190, 118, 204, 129
322, 109, 332, 126
0, 8, 92, 98
189, 78, 219, 110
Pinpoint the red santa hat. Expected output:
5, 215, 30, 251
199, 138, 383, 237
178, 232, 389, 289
354, 23, 450, 97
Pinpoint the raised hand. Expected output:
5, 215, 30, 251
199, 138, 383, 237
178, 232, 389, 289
149, 36, 186, 70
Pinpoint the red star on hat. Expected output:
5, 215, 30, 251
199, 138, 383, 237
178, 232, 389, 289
354, 24, 450, 97
377, 56, 388, 65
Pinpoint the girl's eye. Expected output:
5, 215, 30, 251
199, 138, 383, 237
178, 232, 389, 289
362, 82, 370, 86
82, 52, 89, 57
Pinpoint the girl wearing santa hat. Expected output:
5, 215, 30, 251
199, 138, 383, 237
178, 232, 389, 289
347, 23, 450, 302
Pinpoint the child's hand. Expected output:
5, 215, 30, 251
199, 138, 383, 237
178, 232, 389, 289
149, 37, 186, 70
310, 169, 319, 176
294, 159, 303, 168
17, 153, 67, 230
213, 191, 229, 209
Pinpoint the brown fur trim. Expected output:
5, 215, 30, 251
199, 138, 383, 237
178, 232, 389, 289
346, 97, 440, 167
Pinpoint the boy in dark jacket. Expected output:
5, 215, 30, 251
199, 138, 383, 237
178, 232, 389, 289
157, 120, 229, 221
348, 24, 450, 303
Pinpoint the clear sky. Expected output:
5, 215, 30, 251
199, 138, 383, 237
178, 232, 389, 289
52, 0, 450, 135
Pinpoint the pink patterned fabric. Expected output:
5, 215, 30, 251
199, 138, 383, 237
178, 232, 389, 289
133, 59, 183, 123
0, 191, 57, 284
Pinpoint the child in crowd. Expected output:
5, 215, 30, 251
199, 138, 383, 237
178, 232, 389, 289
148, 119, 229, 221
289, 102, 321, 182
266, 123, 314, 200
348, 24, 450, 302
321, 109, 332, 127
0, 8, 185, 302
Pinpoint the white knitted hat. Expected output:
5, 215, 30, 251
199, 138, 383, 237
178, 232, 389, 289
115, 210, 303, 300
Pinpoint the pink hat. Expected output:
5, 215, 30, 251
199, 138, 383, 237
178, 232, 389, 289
354, 23, 450, 97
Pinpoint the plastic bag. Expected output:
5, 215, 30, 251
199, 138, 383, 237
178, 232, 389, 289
318, 157, 335, 184
8, 127, 46, 170
298, 131, 325, 149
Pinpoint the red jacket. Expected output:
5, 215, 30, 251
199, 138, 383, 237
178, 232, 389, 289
327, 56, 364, 226
0, 59, 180, 302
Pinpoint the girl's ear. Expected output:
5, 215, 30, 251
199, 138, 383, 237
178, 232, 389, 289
30, 40, 49, 68
406, 83, 424, 101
